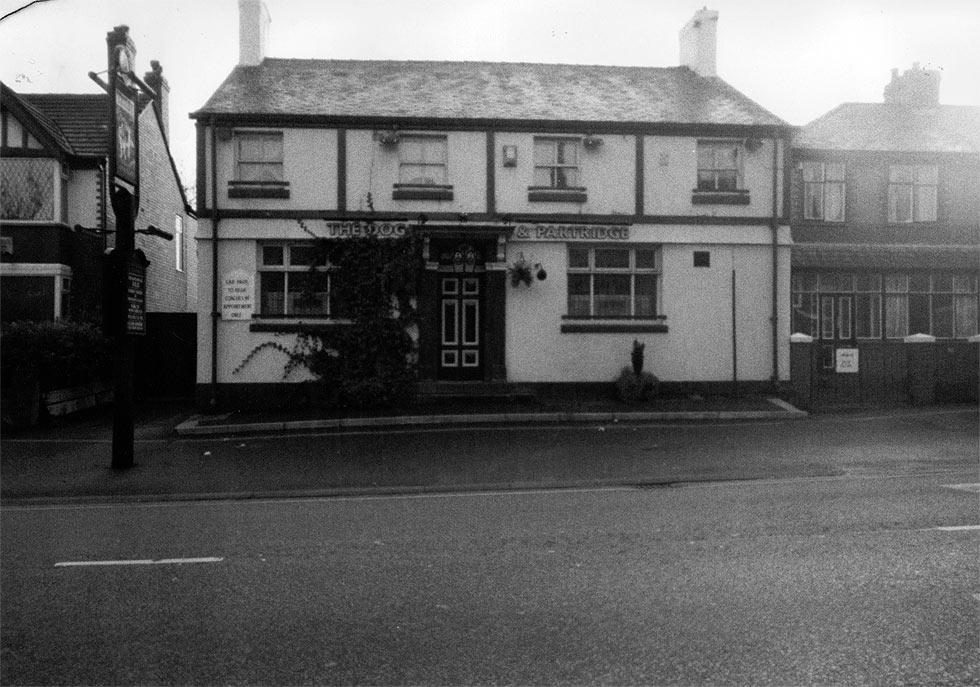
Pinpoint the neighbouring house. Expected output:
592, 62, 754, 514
191, 1, 794, 408
789, 64, 980, 406
0, 67, 197, 323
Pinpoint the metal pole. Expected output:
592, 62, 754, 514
110, 189, 136, 470
732, 268, 738, 397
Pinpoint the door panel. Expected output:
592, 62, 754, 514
439, 276, 483, 379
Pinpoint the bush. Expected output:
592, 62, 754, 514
615, 339, 658, 403
1, 321, 112, 392
615, 367, 659, 403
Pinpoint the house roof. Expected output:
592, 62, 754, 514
193, 58, 788, 128
19, 93, 109, 157
794, 102, 980, 153
0, 82, 75, 154
2, 82, 194, 215
793, 243, 980, 270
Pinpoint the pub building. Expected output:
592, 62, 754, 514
191, 2, 794, 407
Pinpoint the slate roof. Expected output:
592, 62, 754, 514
795, 102, 980, 153
193, 58, 788, 127
793, 243, 980, 270
20, 93, 109, 157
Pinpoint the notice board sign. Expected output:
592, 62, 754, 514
222, 270, 254, 320
835, 348, 859, 374
125, 255, 147, 335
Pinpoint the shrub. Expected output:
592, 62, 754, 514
1, 320, 112, 392
615, 339, 658, 403
615, 367, 659, 403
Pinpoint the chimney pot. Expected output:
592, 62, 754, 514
883, 63, 940, 108
143, 60, 170, 139
679, 8, 719, 78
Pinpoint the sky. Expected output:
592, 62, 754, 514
2, 0, 978, 195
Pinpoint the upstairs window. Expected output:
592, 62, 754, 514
567, 246, 660, 319
393, 135, 452, 200
229, 131, 288, 198
398, 136, 448, 186
533, 139, 580, 189
696, 140, 741, 192
802, 161, 845, 221
257, 243, 344, 319
887, 164, 937, 223
235, 131, 283, 182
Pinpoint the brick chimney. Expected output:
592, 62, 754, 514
679, 8, 719, 78
239, 0, 271, 67
143, 61, 169, 139
883, 63, 940, 107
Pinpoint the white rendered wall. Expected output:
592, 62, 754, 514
504, 225, 791, 383
495, 132, 635, 215
644, 136, 783, 217
345, 129, 486, 213
65, 168, 100, 229
195, 225, 318, 386
210, 127, 338, 211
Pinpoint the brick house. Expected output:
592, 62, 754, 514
1, 63, 197, 324
789, 64, 980, 405
191, 2, 794, 408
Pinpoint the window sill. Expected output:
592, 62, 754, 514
560, 317, 668, 334
691, 190, 750, 205
528, 187, 587, 203
250, 319, 350, 333
392, 184, 453, 201
228, 181, 290, 199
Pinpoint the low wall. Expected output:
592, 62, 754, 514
790, 338, 978, 409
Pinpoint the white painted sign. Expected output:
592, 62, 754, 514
221, 270, 254, 320
835, 348, 859, 373
322, 221, 408, 238
512, 224, 630, 241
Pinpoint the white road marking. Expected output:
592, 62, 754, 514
928, 525, 980, 532
54, 557, 223, 567
943, 483, 980, 493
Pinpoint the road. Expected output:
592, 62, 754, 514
3, 469, 978, 684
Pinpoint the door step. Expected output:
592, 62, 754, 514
419, 381, 535, 402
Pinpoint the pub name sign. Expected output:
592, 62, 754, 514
512, 224, 631, 241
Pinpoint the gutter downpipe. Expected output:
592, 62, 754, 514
209, 118, 220, 409
770, 135, 780, 389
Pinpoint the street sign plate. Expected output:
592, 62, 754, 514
125, 256, 146, 335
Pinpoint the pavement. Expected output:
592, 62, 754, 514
176, 393, 806, 435
0, 395, 975, 503
0, 393, 820, 503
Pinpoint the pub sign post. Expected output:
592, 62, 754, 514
106, 26, 143, 470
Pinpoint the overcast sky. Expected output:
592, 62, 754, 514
2, 0, 978, 192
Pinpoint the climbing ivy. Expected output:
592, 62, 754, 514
237, 225, 423, 409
